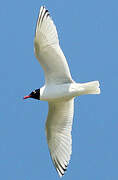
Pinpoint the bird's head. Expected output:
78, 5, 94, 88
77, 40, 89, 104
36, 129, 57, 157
24, 89, 40, 100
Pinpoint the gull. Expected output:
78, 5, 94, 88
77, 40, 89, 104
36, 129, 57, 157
24, 6, 100, 177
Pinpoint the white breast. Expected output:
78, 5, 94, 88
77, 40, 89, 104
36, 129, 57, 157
40, 83, 82, 102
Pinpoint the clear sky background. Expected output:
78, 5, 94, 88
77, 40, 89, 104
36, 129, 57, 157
0, 0, 118, 179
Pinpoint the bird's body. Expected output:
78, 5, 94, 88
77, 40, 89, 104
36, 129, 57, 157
24, 6, 100, 177
40, 81, 100, 102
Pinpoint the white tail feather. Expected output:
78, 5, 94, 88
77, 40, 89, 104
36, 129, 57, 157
79, 81, 100, 95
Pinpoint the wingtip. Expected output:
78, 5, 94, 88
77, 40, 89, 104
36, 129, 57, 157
40, 5, 47, 12
40, 5, 45, 9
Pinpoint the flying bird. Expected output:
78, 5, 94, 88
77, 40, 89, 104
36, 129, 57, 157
24, 6, 100, 177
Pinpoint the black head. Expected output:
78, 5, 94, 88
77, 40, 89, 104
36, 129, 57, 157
24, 89, 40, 100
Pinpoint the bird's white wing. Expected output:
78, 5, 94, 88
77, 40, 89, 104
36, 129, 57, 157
34, 6, 73, 85
45, 99, 74, 177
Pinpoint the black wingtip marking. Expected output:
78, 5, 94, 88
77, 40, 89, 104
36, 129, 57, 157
46, 12, 50, 17
40, 8, 50, 25
65, 164, 68, 168
37, 6, 44, 27
56, 158, 67, 172
49, 151, 65, 177
35, 6, 50, 35
53, 159, 64, 176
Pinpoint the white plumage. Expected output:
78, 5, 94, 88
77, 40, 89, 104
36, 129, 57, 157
24, 6, 100, 177
45, 99, 74, 176
34, 6, 73, 85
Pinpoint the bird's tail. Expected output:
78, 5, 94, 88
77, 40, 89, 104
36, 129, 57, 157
79, 81, 100, 95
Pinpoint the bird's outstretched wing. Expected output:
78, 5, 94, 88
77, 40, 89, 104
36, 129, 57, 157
34, 6, 73, 85
45, 99, 74, 177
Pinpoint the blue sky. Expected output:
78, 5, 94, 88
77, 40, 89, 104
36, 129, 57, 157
0, 0, 118, 179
